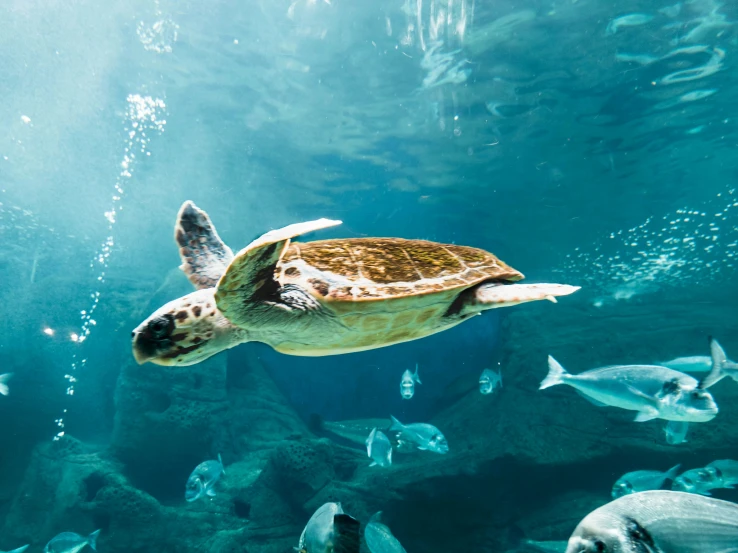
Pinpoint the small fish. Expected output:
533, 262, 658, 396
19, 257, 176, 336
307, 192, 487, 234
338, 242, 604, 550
672, 467, 722, 495
185, 454, 225, 502
479, 367, 503, 395
606, 13, 653, 35
705, 459, 738, 488
297, 502, 360, 553
389, 416, 448, 454
366, 428, 393, 468
0, 373, 12, 396
364, 512, 407, 553
316, 418, 392, 447
400, 364, 421, 399
2, 546, 29, 553
664, 420, 689, 445
699, 338, 738, 389
44, 530, 100, 553
660, 356, 712, 372
565, 490, 738, 553
540, 356, 718, 422
611, 464, 681, 498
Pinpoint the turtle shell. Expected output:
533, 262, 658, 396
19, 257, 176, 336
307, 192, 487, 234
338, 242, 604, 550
276, 238, 523, 303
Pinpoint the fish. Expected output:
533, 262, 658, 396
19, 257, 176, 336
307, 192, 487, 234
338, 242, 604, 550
671, 467, 723, 496
297, 502, 360, 553
660, 356, 712, 372
611, 464, 681, 498
699, 338, 738, 389
565, 490, 738, 553
185, 454, 225, 502
704, 459, 738, 488
540, 356, 718, 422
364, 512, 407, 553
400, 364, 421, 399
605, 14, 653, 35
664, 421, 689, 445
0, 373, 12, 396
43, 530, 101, 553
479, 367, 503, 395
2, 546, 29, 553
366, 428, 393, 468
389, 416, 448, 454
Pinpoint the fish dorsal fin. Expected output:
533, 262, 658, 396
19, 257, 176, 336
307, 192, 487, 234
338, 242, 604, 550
174, 201, 234, 289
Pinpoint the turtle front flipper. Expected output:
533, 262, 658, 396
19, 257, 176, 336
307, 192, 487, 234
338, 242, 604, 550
215, 219, 342, 328
455, 282, 580, 316
175, 201, 234, 289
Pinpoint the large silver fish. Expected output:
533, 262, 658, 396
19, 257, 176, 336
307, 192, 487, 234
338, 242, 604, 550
318, 418, 393, 447
611, 465, 681, 498
540, 356, 718, 422
364, 512, 407, 553
704, 459, 738, 488
479, 367, 503, 395
185, 454, 225, 502
699, 338, 738, 389
565, 490, 738, 553
0, 373, 12, 396
297, 502, 360, 553
389, 416, 448, 454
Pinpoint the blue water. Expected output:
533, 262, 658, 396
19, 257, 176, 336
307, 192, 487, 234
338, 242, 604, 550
1, 0, 738, 551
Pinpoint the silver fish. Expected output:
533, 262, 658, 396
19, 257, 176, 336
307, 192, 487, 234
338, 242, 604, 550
699, 338, 738, 389
672, 467, 722, 496
297, 502, 360, 553
705, 459, 738, 488
612, 464, 681, 498
664, 421, 689, 445
366, 428, 393, 468
606, 13, 653, 35
389, 416, 448, 454
400, 364, 421, 400
364, 512, 407, 553
479, 367, 503, 395
185, 454, 225, 502
44, 531, 100, 553
2, 546, 29, 553
566, 490, 738, 553
0, 373, 12, 396
660, 356, 712, 372
540, 356, 718, 422
298, 502, 342, 553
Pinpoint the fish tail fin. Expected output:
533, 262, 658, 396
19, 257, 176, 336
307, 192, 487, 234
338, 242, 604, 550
9, 545, 29, 553
539, 356, 568, 389
0, 373, 13, 396
369, 461, 377, 467
332, 514, 361, 553
414, 363, 421, 385
389, 415, 404, 432
88, 529, 101, 551
665, 463, 682, 481
218, 453, 225, 475
387, 447, 393, 466
700, 337, 728, 389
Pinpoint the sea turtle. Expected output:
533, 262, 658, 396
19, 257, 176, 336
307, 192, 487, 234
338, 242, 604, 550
132, 201, 579, 366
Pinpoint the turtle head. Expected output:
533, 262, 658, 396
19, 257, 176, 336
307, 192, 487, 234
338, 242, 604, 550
132, 288, 242, 366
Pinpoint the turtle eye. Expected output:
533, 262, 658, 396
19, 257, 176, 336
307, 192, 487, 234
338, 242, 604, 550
148, 315, 173, 339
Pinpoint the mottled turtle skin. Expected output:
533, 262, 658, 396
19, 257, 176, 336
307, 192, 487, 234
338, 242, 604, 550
132, 201, 578, 366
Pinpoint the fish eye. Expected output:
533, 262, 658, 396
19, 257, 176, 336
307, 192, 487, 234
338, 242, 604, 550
593, 539, 607, 553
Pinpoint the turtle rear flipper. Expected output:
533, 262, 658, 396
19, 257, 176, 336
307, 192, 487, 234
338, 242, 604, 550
175, 201, 234, 289
215, 219, 342, 327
